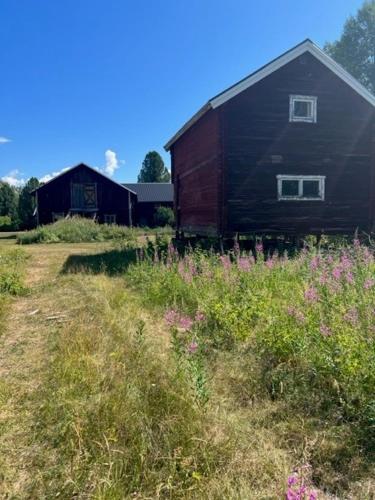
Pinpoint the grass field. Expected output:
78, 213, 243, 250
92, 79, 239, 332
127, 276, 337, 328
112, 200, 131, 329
0, 234, 374, 499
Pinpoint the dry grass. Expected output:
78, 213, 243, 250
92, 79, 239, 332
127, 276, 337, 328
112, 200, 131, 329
0, 239, 373, 498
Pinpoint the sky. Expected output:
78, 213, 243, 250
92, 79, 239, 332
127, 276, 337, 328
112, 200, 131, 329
0, 0, 365, 186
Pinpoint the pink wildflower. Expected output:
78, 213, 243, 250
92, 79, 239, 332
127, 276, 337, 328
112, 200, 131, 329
265, 259, 274, 269
320, 324, 332, 337
344, 307, 359, 326
345, 272, 354, 284
187, 341, 198, 354
255, 242, 263, 254
164, 309, 179, 326
219, 255, 231, 270
353, 238, 361, 248
287, 307, 306, 323
310, 256, 320, 271
304, 286, 319, 303
178, 315, 194, 331
195, 311, 206, 322
237, 257, 251, 271
332, 266, 342, 280
364, 278, 375, 289
319, 272, 328, 285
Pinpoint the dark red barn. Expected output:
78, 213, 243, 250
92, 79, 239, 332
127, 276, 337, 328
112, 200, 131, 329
165, 39, 375, 238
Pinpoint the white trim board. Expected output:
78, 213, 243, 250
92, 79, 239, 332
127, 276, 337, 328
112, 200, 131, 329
164, 39, 375, 151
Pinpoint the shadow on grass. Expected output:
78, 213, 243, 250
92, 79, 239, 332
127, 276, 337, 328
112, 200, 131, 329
61, 248, 138, 276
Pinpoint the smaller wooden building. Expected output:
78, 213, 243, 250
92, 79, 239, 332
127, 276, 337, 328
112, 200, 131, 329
123, 183, 173, 226
34, 163, 136, 225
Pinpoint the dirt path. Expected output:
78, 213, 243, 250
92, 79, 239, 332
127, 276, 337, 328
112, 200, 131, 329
0, 243, 110, 498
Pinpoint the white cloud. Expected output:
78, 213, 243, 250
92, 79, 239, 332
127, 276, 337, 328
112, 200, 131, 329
0, 137, 11, 144
39, 167, 70, 184
1, 169, 25, 187
103, 149, 120, 177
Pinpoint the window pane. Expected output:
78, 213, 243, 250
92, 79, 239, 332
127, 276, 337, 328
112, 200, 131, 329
303, 180, 320, 198
294, 100, 312, 118
281, 180, 299, 196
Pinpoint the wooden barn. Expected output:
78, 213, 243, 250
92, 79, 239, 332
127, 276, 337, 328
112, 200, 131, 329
165, 39, 375, 238
123, 183, 173, 226
33, 163, 137, 226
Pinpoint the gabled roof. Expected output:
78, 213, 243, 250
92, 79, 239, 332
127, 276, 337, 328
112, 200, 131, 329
33, 163, 137, 195
123, 183, 173, 203
164, 39, 375, 151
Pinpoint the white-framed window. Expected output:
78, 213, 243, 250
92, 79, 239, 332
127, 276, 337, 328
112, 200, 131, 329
52, 212, 65, 222
277, 175, 325, 201
104, 214, 116, 224
289, 95, 317, 123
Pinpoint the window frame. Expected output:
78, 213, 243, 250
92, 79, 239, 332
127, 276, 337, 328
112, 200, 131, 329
289, 95, 317, 123
277, 175, 325, 201
104, 214, 117, 224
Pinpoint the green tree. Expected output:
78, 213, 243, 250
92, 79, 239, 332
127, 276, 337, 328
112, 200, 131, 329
0, 182, 18, 227
154, 206, 175, 227
18, 177, 40, 229
137, 151, 171, 183
324, 1, 375, 93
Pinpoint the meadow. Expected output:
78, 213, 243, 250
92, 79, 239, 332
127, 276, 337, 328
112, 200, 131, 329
0, 230, 374, 498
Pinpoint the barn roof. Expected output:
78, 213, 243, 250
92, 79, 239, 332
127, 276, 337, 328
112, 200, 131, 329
122, 183, 173, 203
32, 163, 137, 195
164, 39, 375, 151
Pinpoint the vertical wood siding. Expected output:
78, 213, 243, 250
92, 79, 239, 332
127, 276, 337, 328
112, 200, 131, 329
171, 109, 223, 235
222, 52, 375, 234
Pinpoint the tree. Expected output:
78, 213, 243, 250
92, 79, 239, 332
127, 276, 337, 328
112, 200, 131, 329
18, 177, 40, 229
137, 151, 171, 183
324, 1, 375, 93
0, 182, 18, 227
154, 206, 175, 227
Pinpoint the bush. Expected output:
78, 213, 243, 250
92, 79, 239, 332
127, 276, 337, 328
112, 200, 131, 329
0, 215, 14, 231
153, 206, 175, 227
17, 217, 137, 244
126, 241, 375, 452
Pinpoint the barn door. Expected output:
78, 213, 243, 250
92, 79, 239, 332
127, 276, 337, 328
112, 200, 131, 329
83, 183, 97, 208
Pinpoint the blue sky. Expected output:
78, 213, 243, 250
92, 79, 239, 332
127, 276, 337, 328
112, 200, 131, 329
0, 0, 364, 185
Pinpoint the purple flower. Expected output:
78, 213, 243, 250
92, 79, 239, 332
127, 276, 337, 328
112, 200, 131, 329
320, 324, 332, 337
340, 254, 353, 270
265, 259, 274, 269
364, 278, 375, 289
319, 272, 328, 285
345, 272, 355, 284
164, 309, 179, 326
288, 474, 298, 487
195, 311, 206, 322
287, 307, 306, 323
178, 315, 194, 331
237, 257, 251, 271
187, 341, 198, 354
353, 238, 361, 248
344, 307, 359, 326
255, 242, 263, 254
310, 256, 320, 271
219, 255, 231, 270
304, 286, 319, 303
309, 492, 318, 500
332, 266, 342, 280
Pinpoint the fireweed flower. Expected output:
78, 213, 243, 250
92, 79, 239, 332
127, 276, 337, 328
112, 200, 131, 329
345, 272, 355, 285
320, 324, 332, 337
219, 255, 231, 271
187, 341, 198, 354
364, 278, 375, 289
195, 311, 206, 322
178, 315, 194, 331
237, 256, 252, 271
310, 256, 320, 271
287, 306, 306, 323
255, 242, 263, 254
265, 258, 274, 269
304, 286, 319, 303
344, 307, 359, 326
332, 266, 342, 280
164, 309, 179, 326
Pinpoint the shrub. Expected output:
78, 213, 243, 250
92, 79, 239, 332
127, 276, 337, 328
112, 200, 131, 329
17, 217, 137, 244
126, 241, 375, 452
153, 206, 175, 227
0, 215, 13, 231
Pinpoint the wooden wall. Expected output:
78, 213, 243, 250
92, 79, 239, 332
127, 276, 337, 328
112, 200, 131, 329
221, 52, 375, 235
171, 109, 223, 235
37, 164, 136, 225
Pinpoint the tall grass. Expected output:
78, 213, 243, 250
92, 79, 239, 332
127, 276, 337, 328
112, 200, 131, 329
17, 217, 174, 245
0, 247, 27, 334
